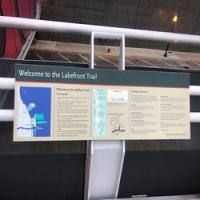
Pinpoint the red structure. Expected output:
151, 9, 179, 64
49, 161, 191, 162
0, 0, 36, 58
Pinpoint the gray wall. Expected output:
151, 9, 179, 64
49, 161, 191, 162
38, 0, 200, 52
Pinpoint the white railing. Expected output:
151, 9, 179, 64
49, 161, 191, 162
1, 16, 200, 123
0, 109, 14, 122
0, 78, 15, 90
1, 110, 200, 122
1, 16, 200, 45
0, 77, 200, 122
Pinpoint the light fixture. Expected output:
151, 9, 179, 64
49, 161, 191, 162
164, 14, 178, 57
172, 15, 178, 23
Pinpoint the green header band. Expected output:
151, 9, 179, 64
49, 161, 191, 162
15, 63, 189, 88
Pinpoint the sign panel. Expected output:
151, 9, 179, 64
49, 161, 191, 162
14, 63, 190, 141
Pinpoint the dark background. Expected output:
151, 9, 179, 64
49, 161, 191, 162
38, 0, 200, 52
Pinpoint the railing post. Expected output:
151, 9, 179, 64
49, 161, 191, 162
85, 32, 126, 200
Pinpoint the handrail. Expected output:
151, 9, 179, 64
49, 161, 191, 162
1, 16, 200, 45
1, 16, 200, 123
0, 79, 200, 122
0, 109, 199, 123
1, 77, 200, 95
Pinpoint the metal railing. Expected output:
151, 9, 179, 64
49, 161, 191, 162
0, 78, 200, 122
1, 16, 200, 45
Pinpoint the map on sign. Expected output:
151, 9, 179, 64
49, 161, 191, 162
16, 86, 51, 137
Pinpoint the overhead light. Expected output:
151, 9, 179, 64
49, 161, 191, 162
164, 15, 178, 57
172, 15, 178, 23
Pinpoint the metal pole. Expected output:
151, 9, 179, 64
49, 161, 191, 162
86, 32, 126, 200
0, 109, 200, 123
0, 78, 15, 90
189, 86, 200, 96
1, 16, 200, 45
190, 113, 200, 123
0, 109, 14, 121
164, 22, 175, 57
1, 78, 200, 96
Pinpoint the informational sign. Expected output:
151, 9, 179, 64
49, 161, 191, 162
14, 63, 190, 141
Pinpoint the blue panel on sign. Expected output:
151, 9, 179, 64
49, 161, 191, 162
18, 86, 51, 137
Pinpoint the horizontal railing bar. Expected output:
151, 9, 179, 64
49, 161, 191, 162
0, 110, 200, 123
1, 78, 200, 96
0, 109, 14, 122
0, 78, 15, 90
190, 112, 200, 123
1, 16, 200, 45
189, 85, 200, 96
